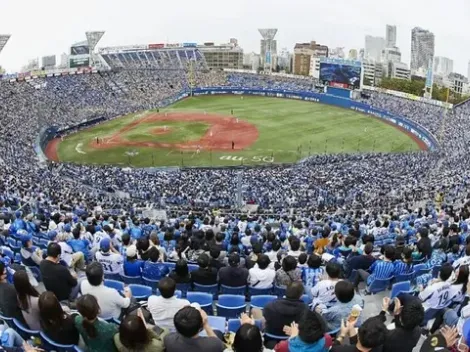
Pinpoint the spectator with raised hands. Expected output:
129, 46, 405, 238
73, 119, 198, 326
225, 313, 271, 352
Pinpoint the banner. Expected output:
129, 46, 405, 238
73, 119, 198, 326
148, 43, 164, 49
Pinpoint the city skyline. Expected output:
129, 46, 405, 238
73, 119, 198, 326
0, 0, 469, 75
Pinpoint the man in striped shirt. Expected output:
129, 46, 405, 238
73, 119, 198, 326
354, 245, 395, 292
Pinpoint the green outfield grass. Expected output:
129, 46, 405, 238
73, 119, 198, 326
56, 95, 421, 167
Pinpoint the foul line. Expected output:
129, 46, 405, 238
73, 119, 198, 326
75, 143, 86, 154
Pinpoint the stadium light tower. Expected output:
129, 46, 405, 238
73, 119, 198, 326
0, 34, 11, 58
258, 29, 278, 72
85, 31, 105, 68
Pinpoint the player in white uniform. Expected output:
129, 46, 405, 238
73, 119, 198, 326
311, 262, 341, 307
94, 238, 123, 275
419, 265, 454, 310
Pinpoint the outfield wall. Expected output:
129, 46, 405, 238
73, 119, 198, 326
191, 87, 440, 151
38, 86, 439, 162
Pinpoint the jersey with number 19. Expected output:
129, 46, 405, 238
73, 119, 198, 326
419, 281, 452, 310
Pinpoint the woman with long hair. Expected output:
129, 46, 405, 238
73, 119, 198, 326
169, 259, 191, 284
274, 255, 302, 287
114, 311, 168, 352
38, 291, 79, 345
75, 294, 118, 352
13, 271, 40, 330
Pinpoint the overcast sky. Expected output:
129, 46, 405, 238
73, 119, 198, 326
0, 0, 469, 75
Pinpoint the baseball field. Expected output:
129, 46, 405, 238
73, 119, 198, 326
45, 95, 425, 168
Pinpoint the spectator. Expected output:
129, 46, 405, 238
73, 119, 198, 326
95, 238, 123, 276
266, 239, 282, 263
147, 277, 190, 331
393, 247, 414, 276
169, 259, 192, 284
418, 263, 453, 310
228, 314, 270, 352
274, 310, 329, 352
13, 271, 40, 330
40, 242, 78, 302
453, 244, 470, 270
318, 280, 363, 331
164, 306, 224, 352
38, 291, 79, 345
123, 245, 143, 277
142, 247, 169, 281
19, 233, 42, 267
68, 226, 90, 261
344, 243, 376, 279
314, 228, 330, 254
57, 233, 85, 271
114, 313, 168, 352
417, 227, 432, 260
0, 261, 23, 321
218, 253, 249, 288
331, 316, 387, 352
302, 254, 324, 294
248, 254, 275, 289
209, 247, 224, 271
377, 297, 424, 352
80, 262, 132, 319
311, 262, 341, 307
261, 282, 308, 344
275, 255, 302, 287
297, 253, 308, 268
75, 294, 118, 352
287, 237, 302, 259
354, 245, 395, 292
191, 254, 218, 286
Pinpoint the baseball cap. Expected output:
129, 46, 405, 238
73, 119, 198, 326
126, 245, 137, 258
63, 224, 71, 233
48, 230, 58, 241
100, 238, 111, 252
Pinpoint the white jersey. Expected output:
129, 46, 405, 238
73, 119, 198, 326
311, 279, 339, 306
58, 242, 74, 267
92, 232, 110, 250
95, 251, 123, 274
452, 255, 470, 270
419, 281, 453, 310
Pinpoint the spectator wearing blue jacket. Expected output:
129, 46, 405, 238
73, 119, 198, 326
68, 227, 90, 260
142, 247, 169, 280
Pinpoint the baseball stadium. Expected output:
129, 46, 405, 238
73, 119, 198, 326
2, 21, 470, 352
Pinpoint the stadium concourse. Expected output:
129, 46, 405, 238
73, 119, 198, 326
2, 64, 470, 351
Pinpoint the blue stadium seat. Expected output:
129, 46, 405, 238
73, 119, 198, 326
164, 262, 176, 271
14, 253, 21, 264
187, 292, 213, 315
39, 239, 49, 249
249, 286, 273, 297
264, 332, 288, 341
188, 264, 199, 272
1, 248, 14, 259
9, 243, 21, 254
200, 316, 226, 336
176, 283, 191, 298
390, 281, 411, 300
250, 295, 277, 310
366, 277, 392, 294
13, 318, 40, 340
104, 273, 121, 281
26, 266, 42, 282
193, 283, 218, 298
216, 295, 246, 318
104, 279, 125, 293
142, 276, 159, 292
120, 274, 142, 285
40, 331, 76, 352
227, 319, 262, 332
220, 284, 246, 295
128, 284, 152, 300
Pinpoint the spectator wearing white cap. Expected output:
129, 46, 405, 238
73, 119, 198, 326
123, 245, 143, 277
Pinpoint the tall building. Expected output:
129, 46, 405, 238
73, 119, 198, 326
433, 56, 454, 77
259, 29, 277, 71
387, 62, 410, 80
362, 60, 384, 86
386, 25, 397, 47
329, 47, 345, 59
410, 27, 435, 74
365, 36, 385, 62
292, 41, 328, 76
382, 47, 401, 64
467, 60, 470, 80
